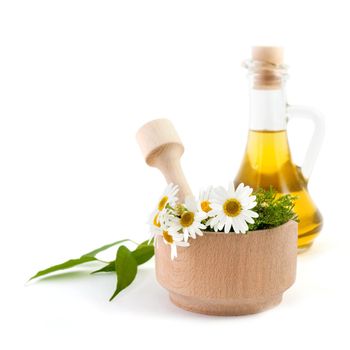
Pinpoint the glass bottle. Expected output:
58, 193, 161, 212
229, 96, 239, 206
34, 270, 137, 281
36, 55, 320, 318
234, 47, 324, 251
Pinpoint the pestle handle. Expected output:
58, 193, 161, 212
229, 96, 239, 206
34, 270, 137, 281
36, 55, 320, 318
151, 144, 193, 202
136, 118, 193, 202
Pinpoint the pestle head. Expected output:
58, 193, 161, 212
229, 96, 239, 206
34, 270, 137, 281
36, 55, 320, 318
136, 118, 193, 201
136, 118, 184, 167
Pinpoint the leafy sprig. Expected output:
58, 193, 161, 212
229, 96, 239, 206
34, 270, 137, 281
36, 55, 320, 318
248, 187, 299, 231
29, 239, 154, 301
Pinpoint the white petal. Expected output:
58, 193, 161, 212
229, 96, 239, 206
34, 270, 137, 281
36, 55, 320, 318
208, 208, 220, 216
243, 186, 253, 197
231, 218, 240, 233
214, 186, 228, 200
209, 216, 218, 227
224, 218, 231, 233
227, 181, 236, 197
171, 244, 177, 260
188, 228, 196, 238
244, 201, 257, 210
217, 220, 225, 231
177, 241, 190, 247
242, 212, 255, 224
240, 195, 256, 206
245, 209, 259, 218
183, 230, 189, 242
235, 183, 245, 197
195, 228, 203, 236
238, 218, 248, 233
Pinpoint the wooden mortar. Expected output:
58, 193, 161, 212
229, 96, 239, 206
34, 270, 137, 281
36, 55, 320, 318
156, 220, 298, 316
137, 118, 298, 316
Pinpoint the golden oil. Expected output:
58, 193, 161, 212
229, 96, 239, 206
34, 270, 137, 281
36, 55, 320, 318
234, 130, 323, 250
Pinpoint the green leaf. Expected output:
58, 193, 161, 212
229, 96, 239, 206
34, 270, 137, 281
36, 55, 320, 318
137, 238, 154, 248
132, 244, 154, 265
92, 241, 154, 274
91, 239, 154, 274
109, 246, 138, 301
30, 239, 131, 281
29, 256, 96, 281
82, 239, 130, 258
91, 261, 115, 274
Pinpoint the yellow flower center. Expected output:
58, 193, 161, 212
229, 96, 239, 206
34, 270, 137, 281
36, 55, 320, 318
158, 196, 168, 211
200, 200, 212, 213
174, 203, 186, 216
180, 211, 195, 227
163, 230, 173, 244
153, 213, 161, 227
223, 198, 241, 217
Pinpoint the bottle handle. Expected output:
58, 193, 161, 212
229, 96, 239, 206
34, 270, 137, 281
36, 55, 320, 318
287, 105, 325, 181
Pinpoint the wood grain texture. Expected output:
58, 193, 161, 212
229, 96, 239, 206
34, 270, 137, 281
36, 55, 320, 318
136, 118, 192, 201
156, 220, 298, 316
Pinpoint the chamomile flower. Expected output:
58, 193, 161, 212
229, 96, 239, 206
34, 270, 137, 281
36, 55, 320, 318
171, 196, 206, 242
209, 182, 258, 234
148, 209, 166, 239
148, 208, 176, 245
156, 183, 179, 212
199, 186, 222, 230
198, 186, 214, 214
148, 183, 179, 240
160, 229, 189, 260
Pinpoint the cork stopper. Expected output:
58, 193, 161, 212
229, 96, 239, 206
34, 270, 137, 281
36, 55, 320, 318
250, 46, 285, 89
252, 46, 284, 66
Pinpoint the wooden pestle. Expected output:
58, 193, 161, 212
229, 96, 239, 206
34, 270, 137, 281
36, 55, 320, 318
136, 118, 192, 202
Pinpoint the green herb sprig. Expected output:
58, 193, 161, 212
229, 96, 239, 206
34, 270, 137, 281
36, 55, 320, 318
248, 187, 299, 231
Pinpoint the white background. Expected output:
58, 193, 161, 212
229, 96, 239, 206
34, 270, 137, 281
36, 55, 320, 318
1, 0, 350, 349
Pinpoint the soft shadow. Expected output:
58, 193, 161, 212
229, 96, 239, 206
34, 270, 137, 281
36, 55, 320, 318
297, 240, 332, 261
107, 267, 265, 321
29, 265, 238, 319
26, 266, 277, 321
26, 262, 103, 284
108, 268, 189, 318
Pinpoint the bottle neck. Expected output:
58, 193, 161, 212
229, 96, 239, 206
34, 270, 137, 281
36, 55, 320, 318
245, 82, 293, 171
249, 86, 287, 131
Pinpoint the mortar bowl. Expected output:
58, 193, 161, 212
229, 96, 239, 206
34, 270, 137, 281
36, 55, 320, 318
155, 220, 298, 316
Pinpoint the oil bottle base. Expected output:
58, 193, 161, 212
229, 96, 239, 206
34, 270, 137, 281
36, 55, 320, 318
297, 242, 314, 253
297, 223, 322, 253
